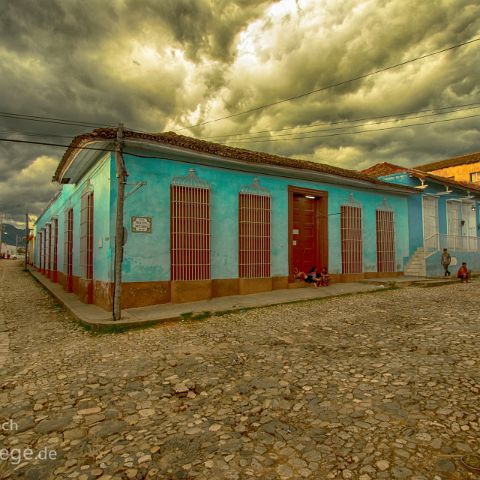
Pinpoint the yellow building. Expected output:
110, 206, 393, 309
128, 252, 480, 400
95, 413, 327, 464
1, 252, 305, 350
416, 151, 480, 184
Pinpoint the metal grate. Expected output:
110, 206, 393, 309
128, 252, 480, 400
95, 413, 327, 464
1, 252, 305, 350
80, 191, 94, 280
64, 209, 74, 290
38, 230, 44, 271
42, 228, 46, 273
45, 223, 51, 274
376, 209, 396, 272
52, 218, 58, 281
239, 192, 271, 278
341, 204, 363, 273
171, 170, 211, 281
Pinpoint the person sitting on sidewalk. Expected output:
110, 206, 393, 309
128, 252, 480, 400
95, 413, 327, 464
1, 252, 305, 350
318, 267, 330, 287
293, 266, 319, 287
305, 266, 319, 286
456, 262, 471, 283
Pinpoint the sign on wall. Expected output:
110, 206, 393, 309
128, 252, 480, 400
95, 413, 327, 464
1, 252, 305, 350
131, 216, 152, 233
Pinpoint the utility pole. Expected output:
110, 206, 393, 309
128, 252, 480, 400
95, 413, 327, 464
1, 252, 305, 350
113, 124, 127, 320
0, 212, 4, 258
25, 212, 29, 269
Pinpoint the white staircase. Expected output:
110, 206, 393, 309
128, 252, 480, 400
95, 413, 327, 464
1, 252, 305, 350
404, 247, 426, 277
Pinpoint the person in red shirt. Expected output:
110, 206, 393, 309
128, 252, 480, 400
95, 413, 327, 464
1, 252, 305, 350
457, 262, 471, 283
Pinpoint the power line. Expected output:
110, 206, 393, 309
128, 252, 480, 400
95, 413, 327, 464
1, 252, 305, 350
0, 113, 478, 153
0, 129, 82, 139
199, 104, 480, 141
199, 101, 480, 139
0, 137, 115, 152
0, 111, 116, 128
224, 113, 480, 144
175, 36, 480, 132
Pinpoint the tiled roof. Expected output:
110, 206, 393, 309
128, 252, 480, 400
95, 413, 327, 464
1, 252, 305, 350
360, 162, 410, 177
54, 128, 414, 191
415, 151, 480, 172
361, 162, 480, 193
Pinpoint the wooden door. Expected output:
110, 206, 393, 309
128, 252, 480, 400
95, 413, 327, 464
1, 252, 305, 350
292, 195, 317, 275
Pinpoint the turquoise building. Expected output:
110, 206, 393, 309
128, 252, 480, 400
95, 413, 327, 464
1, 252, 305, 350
362, 162, 480, 277
33, 129, 414, 311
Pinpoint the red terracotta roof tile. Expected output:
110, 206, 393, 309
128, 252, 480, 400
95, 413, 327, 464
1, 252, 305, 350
54, 128, 414, 191
361, 162, 480, 193
415, 151, 480, 172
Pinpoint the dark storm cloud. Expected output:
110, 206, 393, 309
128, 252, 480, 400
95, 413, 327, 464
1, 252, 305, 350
125, 0, 277, 62
0, 0, 479, 221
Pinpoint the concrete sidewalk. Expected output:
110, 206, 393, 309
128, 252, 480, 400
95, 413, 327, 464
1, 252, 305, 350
28, 268, 452, 330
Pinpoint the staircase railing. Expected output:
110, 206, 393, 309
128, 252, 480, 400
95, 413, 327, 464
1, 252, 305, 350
424, 233, 480, 258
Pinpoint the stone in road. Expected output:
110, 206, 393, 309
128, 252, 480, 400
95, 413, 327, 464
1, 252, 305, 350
0, 260, 479, 479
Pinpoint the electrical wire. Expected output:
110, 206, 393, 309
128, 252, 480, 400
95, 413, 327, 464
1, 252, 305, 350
2, 102, 478, 144
199, 101, 480, 139
0, 137, 115, 152
199, 104, 480, 141
0, 112, 477, 151
0, 111, 116, 128
0, 129, 83, 139
224, 113, 480, 144
175, 36, 480, 132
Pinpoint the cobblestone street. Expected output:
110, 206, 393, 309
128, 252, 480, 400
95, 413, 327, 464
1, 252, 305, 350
0, 260, 479, 480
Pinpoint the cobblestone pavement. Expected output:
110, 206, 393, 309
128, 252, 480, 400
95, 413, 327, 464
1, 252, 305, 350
0, 260, 479, 480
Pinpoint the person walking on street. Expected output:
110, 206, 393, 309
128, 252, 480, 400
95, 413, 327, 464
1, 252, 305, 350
441, 248, 451, 277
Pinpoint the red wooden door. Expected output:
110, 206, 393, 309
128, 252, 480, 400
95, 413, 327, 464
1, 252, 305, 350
292, 195, 317, 274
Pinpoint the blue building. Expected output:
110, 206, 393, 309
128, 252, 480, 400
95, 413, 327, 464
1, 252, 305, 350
362, 162, 480, 276
33, 129, 415, 311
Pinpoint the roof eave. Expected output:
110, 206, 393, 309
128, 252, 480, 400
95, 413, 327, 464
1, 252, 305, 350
54, 140, 113, 183
124, 139, 416, 194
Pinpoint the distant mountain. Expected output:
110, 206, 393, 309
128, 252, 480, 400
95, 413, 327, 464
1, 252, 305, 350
1, 223, 27, 247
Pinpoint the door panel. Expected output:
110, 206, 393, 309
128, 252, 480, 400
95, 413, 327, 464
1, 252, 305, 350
423, 196, 438, 249
292, 195, 317, 274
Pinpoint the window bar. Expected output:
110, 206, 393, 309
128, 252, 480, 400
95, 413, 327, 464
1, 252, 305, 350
53, 218, 58, 281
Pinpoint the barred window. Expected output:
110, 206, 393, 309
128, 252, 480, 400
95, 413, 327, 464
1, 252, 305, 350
341, 205, 363, 273
52, 218, 58, 276
45, 223, 51, 273
64, 208, 74, 288
239, 193, 271, 278
38, 230, 44, 270
376, 209, 395, 272
80, 191, 94, 280
170, 170, 211, 281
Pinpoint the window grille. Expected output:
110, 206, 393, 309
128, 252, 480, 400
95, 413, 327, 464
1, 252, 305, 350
376, 206, 396, 272
170, 169, 211, 281
38, 231, 44, 271
52, 218, 58, 280
239, 179, 271, 278
340, 198, 363, 273
80, 191, 94, 280
64, 208, 74, 290
41, 228, 46, 273
45, 223, 51, 274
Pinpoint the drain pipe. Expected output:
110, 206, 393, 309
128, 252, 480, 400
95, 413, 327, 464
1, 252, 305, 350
113, 123, 127, 320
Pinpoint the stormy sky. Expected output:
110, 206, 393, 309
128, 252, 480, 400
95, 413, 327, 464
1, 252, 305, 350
0, 0, 479, 223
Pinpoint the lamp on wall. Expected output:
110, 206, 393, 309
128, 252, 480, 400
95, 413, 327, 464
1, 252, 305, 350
437, 186, 452, 195
414, 178, 429, 190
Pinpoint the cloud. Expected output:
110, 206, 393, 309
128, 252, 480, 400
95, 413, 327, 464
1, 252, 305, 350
0, 156, 59, 218
0, 0, 479, 222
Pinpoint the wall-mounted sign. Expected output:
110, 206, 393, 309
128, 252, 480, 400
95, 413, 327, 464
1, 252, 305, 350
131, 216, 152, 233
